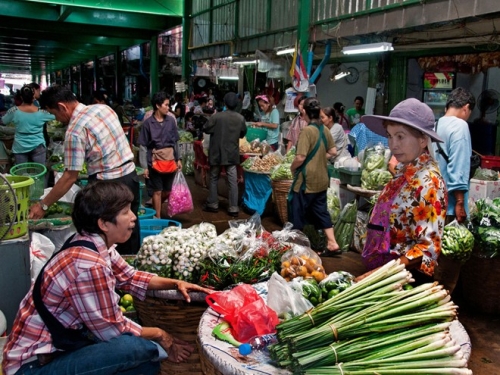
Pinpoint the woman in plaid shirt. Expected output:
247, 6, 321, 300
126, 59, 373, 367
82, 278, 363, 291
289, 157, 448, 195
3, 181, 212, 375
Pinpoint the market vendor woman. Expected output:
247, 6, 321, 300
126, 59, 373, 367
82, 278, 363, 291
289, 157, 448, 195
253, 94, 280, 151
2, 181, 212, 375
359, 98, 447, 282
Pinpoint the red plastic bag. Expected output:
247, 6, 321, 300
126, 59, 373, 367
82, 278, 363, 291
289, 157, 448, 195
206, 284, 279, 343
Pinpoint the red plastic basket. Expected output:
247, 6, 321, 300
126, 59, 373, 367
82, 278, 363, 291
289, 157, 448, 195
480, 155, 500, 170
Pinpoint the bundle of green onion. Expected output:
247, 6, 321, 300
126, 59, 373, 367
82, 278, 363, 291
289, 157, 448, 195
269, 260, 471, 375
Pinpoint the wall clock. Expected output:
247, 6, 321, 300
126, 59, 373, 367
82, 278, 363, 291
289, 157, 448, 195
197, 78, 207, 88
345, 67, 359, 84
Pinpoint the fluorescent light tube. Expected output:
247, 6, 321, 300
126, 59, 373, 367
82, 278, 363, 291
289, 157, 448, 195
233, 59, 258, 65
219, 76, 239, 80
276, 48, 295, 56
334, 71, 350, 80
342, 42, 393, 55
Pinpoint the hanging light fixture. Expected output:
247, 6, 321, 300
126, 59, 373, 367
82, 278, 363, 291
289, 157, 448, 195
342, 42, 393, 55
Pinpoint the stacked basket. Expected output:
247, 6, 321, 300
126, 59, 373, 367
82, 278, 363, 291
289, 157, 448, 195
10, 162, 47, 201
271, 179, 293, 224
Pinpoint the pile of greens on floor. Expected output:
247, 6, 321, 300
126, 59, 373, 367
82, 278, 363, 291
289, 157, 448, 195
470, 197, 500, 258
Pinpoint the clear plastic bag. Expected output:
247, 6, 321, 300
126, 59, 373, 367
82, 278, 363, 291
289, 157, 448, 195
472, 167, 499, 181
267, 272, 313, 319
280, 244, 326, 282
327, 187, 342, 223
272, 222, 311, 248
441, 219, 475, 263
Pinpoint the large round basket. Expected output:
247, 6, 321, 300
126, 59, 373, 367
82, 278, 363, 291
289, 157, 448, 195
271, 179, 293, 224
134, 292, 208, 375
460, 253, 500, 314
197, 339, 224, 375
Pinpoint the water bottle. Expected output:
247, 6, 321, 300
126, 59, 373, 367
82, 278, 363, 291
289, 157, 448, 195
238, 334, 278, 356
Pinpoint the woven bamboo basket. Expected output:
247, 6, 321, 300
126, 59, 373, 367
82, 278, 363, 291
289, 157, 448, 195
134, 295, 208, 375
197, 339, 224, 375
460, 253, 500, 314
271, 179, 293, 224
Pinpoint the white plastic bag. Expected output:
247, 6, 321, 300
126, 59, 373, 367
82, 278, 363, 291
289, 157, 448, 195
267, 272, 313, 319
30, 232, 55, 283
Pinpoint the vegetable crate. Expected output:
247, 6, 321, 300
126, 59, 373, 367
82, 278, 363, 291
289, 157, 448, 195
9, 162, 47, 200
271, 179, 293, 224
140, 219, 182, 243
480, 155, 500, 171
135, 296, 207, 375
338, 167, 362, 186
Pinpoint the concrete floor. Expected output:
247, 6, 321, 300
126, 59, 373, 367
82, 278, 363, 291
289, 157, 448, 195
161, 174, 500, 375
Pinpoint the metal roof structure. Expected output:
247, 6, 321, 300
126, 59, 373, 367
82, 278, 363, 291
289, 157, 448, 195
0, 0, 183, 76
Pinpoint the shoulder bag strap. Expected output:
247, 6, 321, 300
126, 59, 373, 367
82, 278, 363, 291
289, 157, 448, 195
33, 235, 98, 346
434, 120, 450, 163
295, 123, 327, 191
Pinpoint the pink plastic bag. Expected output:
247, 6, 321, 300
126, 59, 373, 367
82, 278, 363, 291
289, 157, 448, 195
167, 171, 194, 217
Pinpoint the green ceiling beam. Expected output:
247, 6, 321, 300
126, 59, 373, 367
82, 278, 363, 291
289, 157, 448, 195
0, 33, 145, 49
1, 6, 179, 33
22, 0, 183, 16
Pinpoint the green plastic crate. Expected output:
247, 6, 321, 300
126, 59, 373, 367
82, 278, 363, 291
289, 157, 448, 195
338, 167, 362, 186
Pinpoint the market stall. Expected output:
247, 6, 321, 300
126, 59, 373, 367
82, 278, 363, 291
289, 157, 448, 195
197, 280, 472, 375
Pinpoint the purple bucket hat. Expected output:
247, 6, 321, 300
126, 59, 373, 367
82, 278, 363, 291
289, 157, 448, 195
361, 98, 443, 143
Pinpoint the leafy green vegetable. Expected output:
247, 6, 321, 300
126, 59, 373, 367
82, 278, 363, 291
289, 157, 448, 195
470, 198, 500, 258
334, 201, 358, 252
270, 163, 293, 180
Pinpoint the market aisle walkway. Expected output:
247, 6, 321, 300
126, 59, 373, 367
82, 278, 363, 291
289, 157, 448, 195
159, 174, 499, 375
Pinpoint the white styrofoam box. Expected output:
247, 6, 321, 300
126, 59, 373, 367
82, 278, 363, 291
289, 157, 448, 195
469, 179, 500, 202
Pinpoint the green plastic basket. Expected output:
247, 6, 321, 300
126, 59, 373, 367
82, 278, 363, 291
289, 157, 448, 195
10, 162, 47, 200
2, 175, 34, 240
246, 126, 268, 142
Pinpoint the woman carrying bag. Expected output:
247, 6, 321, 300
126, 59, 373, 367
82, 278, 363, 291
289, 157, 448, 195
289, 97, 340, 254
357, 98, 447, 284
138, 91, 182, 219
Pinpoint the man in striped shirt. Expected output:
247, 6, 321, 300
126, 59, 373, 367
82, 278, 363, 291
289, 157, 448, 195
29, 86, 140, 254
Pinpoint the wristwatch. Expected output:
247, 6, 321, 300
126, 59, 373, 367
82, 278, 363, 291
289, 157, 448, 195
39, 201, 48, 211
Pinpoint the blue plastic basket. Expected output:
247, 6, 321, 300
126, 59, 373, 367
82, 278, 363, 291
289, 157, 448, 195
138, 207, 156, 220
140, 219, 182, 243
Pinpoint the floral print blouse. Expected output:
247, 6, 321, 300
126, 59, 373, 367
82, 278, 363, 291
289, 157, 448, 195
380, 152, 447, 276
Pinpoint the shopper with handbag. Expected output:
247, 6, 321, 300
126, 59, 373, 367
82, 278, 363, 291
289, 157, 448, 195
138, 91, 182, 219
289, 97, 340, 254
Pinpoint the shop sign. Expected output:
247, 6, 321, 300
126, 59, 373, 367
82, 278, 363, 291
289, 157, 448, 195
424, 72, 454, 89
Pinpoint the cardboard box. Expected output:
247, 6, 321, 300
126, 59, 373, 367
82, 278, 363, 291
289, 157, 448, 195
469, 179, 500, 201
